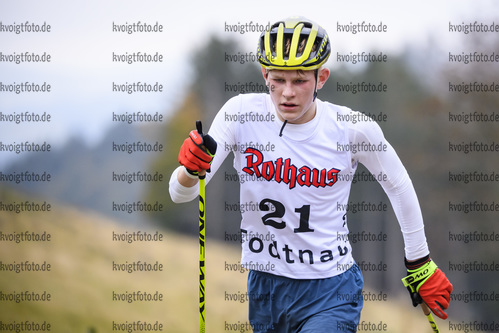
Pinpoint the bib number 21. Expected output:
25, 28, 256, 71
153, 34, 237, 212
259, 198, 314, 233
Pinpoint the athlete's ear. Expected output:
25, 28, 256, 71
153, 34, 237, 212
317, 67, 330, 90
262, 67, 269, 81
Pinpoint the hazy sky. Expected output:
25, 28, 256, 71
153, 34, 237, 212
1, 0, 498, 167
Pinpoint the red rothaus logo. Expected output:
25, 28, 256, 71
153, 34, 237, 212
242, 148, 341, 189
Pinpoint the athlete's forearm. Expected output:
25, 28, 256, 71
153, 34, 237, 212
349, 117, 429, 259
381, 164, 430, 260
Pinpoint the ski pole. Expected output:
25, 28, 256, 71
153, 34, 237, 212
199, 172, 206, 332
197, 120, 206, 333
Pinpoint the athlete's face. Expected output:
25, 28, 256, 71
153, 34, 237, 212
263, 68, 330, 124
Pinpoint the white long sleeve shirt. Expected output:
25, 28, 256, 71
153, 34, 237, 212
169, 93, 429, 279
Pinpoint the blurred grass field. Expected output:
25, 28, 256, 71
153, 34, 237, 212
0, 189, 460, 332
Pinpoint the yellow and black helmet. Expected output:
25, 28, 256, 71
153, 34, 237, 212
257, 16, 331, 70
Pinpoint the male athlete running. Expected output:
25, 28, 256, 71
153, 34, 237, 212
169, 16, 452, 332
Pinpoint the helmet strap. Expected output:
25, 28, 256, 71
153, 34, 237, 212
313, 69, 319, 101
279, 120, 288, 137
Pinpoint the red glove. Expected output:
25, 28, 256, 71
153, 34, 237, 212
418, 268, 453, 319
402, 255, 453, 320
178, 121, 217, 176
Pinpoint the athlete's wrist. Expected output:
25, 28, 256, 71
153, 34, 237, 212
183, 166, 200, 179
177, 166, 199, 187
404, 254, 430, 270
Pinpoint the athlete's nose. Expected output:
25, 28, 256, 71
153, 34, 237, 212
282, 82, 296, 99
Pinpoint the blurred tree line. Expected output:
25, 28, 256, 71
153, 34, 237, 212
147, 33, 499, 323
